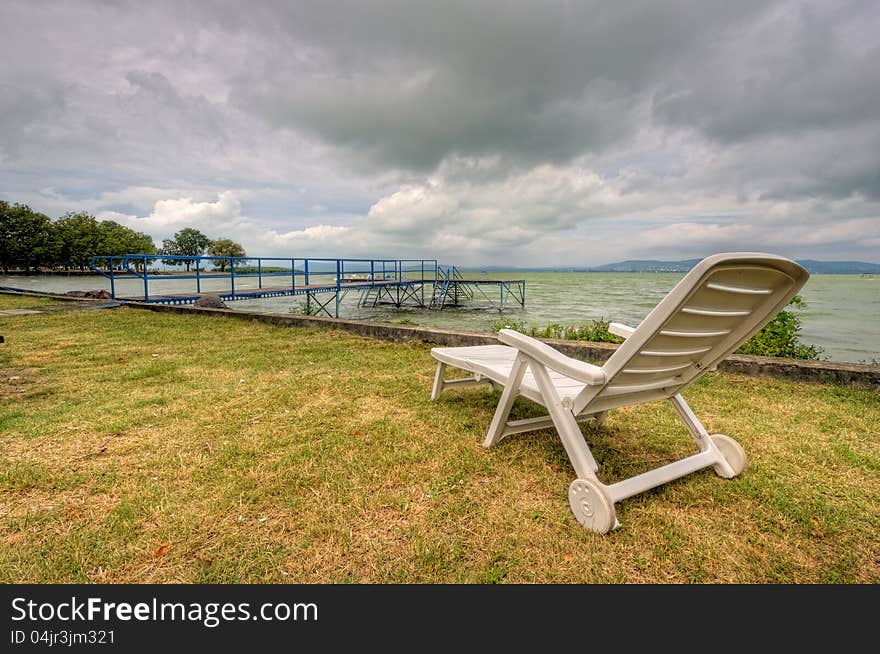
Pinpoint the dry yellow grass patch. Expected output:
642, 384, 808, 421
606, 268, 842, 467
1, 306, 878, 583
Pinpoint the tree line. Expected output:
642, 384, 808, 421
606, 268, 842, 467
0, 201, 245, 273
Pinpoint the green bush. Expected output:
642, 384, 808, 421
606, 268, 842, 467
288, 300, 322, 316
490, 318, 623, 344
491, 297, 821, 360
735, 296, 821, 359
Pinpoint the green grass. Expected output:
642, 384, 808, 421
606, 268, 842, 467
0, 294, 67, 310
1, 306, 878, 583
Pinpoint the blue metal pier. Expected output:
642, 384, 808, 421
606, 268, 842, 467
89, 255, 525, 317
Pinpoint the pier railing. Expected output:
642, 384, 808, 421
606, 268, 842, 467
90, 255, 441, 303
89, 255, 524, 315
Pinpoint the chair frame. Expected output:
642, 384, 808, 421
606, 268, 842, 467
430, 252, 808, 532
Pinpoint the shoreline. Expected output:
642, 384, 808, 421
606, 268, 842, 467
3, 288, 877, 388
3, 269, 878, 276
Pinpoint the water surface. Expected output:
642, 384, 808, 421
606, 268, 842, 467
3, 272, 877, 363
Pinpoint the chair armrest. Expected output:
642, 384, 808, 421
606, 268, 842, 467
608, 322, 635, 339
497, 330, 606, 385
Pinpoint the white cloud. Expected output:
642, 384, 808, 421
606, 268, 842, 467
100, 192, 242, 240
101, 192, 367, 257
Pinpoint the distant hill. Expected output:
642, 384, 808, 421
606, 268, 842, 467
794, 260, 880, 274
586, 259, 880, 274
457, 259, 880, 274
587, 259, 701, 273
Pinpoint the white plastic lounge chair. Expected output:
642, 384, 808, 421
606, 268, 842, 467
430, 252, 809, 533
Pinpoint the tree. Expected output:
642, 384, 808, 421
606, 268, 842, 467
99, 220, 156, 257
0, 201, 58, 273
99, 220, 156, 270
161, 228, 211, 271
160, 239, 178, 266
0, 201, 158, 273
207, 238, 246, 272
55, 212, 104, 270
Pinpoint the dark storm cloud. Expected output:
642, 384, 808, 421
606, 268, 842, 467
212, 0, 880, 205
0, 0, 878, 263
654, 1, 880, 141
221, 0, 769, 171
649, 1, 880, 201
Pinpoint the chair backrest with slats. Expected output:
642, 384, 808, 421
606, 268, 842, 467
573, 253, 809, 414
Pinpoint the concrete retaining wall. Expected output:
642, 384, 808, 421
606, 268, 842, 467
125, 301, 880, 389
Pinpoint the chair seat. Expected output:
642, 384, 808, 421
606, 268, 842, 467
431, 345, 588, 405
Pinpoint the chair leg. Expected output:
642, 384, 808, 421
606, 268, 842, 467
668, 393, 743, 478
528, 361, 599, 478
527, 360, 616, 533
430, 362, 446, 400
483, 354, 527, 448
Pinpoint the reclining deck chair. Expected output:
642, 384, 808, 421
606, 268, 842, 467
430, 253, 808, 533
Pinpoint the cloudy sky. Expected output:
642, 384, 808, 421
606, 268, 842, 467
1, 0, 878, 266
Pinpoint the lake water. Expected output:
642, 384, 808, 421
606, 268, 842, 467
2, 272, 877, 364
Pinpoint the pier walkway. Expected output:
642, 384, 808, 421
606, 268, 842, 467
90, 255, 525, 317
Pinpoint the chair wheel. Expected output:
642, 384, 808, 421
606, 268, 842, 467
710, 434, 747, 478
568, 479, 616, 534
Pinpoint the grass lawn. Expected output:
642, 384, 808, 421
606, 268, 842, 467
1, 306, 878, 583
0, 294, 68, 310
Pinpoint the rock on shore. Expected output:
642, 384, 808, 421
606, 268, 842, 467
193, 295, 228, 309
64, 289, 113, 299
